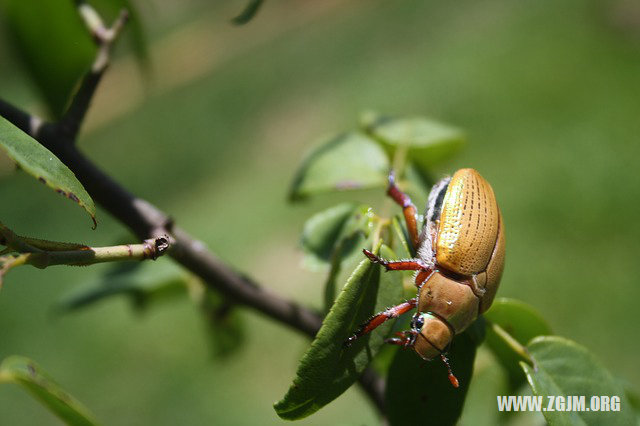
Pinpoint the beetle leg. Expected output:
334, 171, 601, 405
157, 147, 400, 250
385, 330, 418, 348
386, 171, 420, 250
440, 354, 459, 388
343, 298, 417, 347
363, 249, 428, 271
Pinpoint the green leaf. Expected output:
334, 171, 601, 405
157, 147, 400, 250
522, 336, 635, 425
303, 204, 375, 268
1, 0, 94, 118
0, 356, 99, 426
57, 259, 187, 312
484, 298, 552, 391
363, 113, 465, 173
300, 203, 377, 311
231, 0, 265, 25
390, 216, 413, 259
0, 116, 96, 226
322, 232, 368, 313
301, 203, 359, 268
201, 291, 246, 359
458, 348, 509, 426
274, 244, 403, 420
289, 132, 390, 201
386, 320, 485, 426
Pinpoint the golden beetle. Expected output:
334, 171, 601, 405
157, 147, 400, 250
344, 168, 505, 387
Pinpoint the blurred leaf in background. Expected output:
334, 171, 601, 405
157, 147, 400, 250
0, 0, 147, 118
0, 356, 99, 426
1, 0, 94, 118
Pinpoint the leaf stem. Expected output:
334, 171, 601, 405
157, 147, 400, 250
488, 321, 533, 364
0, 236, 170, 285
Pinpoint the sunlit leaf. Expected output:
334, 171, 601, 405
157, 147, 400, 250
484, 298, 552, 391
386, 319, 485, 426
232, 0, 264, 25
0, 356, 98, 426
0, 116, 96, 226
522, 336, 634, 425
274, 244, 403, 420
363, 113, 464, 173
289, 132, 389, 201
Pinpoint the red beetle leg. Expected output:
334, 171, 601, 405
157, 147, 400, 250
343, 299, 417, 347
363, 249, 429, 272
386, 171, 420, 250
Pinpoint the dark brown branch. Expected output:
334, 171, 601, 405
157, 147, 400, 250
0, 98, 34, 136
0, 4, 387, 420
59, 4, 129, 141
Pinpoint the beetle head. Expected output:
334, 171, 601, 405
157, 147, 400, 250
411, 313, 453, 361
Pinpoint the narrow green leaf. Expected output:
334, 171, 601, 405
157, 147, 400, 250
522, 336, 634, 425
0, 116, 96, 226
484, 298, 552, 390
0, 356, 99, 426
289, 132, 390, 201
363, 113, 465, 173
386, 320, 485, 426
274, 244, 403, 420
1, 0, 94, 118
231, 0, 265, 25
57, 259, 187, 312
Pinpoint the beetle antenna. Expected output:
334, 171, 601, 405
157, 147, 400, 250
440, 354, 459, 388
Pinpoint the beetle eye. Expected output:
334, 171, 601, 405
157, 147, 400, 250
411, 315, 424, 331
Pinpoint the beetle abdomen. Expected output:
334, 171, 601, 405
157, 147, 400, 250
436, 169, 500, 276
417, 272, 479, 333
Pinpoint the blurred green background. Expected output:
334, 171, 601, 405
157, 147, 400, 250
1, 0, 639, 424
